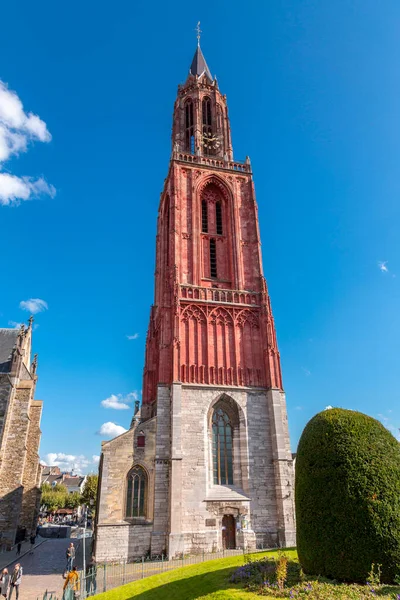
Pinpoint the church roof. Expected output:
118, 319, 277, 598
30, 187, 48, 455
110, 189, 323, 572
189, 44, 213, 80
0, 328, 18, 373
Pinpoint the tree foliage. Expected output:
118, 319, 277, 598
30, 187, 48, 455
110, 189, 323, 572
295, 408, 400, 583
65, 491, 82, 509
41, 483, 69, 512
81, 474, 98, 511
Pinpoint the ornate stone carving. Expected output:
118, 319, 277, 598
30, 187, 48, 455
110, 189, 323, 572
236, 309, 259, 328
209, 307, 233, 326
181, 304, 207, 323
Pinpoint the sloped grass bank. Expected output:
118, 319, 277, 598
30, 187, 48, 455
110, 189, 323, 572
94, 549, 400, 600
94, 550, 297, 600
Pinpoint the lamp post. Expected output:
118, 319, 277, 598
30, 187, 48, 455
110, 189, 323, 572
82, 506, 87, 584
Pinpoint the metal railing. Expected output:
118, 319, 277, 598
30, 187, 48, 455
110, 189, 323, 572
38, 546, 280, 600
81, 547, 275, 597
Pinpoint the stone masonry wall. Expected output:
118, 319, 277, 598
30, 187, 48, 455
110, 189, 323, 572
0, 375, 12, 452
266, 389, 296, 547
95, 417, 157, 562
19, 400, 43, 535
96, 524, 153, 563
169, 384, 281, 554
0, 382, 33, 546
151, 386, 170, 556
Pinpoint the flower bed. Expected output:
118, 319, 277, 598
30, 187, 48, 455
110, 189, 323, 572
229, 552, 400, 599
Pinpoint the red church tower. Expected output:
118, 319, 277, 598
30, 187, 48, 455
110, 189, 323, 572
142, 47, 283, 404
95, 37, 296, 563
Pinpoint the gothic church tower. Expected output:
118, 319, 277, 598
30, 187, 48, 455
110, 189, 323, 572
95, 42, 296, 561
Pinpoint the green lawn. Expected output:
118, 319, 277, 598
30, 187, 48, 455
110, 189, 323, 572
94, 550, 400, 600
94, 549, 297, 600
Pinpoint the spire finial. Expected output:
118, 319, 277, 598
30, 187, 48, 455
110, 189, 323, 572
195, 21, 202, 46
28, 315, 34, 329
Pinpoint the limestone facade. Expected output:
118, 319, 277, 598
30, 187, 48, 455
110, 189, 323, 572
0, 322, 43, 548
95, 43, 296, 561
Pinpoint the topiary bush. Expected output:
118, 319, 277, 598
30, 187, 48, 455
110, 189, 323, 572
295, 408, 400, 583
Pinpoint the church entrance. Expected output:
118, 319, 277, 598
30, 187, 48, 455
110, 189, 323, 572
222, 515, 236, 549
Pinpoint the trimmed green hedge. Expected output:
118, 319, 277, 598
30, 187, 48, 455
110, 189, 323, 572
295, 408, 400, 583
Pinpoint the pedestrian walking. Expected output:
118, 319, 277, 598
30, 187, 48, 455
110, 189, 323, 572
15, 543, 21, 557
85, 556, 97, 597
29, 534, 36, 554
65, 542, 75, 572
63, 566, 80, 600
8, 564, 22, 600
0, 568, 10, 599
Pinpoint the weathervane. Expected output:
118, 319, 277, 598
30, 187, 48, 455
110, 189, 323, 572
195, 21, 202, 46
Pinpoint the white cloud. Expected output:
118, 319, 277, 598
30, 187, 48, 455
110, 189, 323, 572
0, 79, 54, 206
324, 405, 333, 410
8, 320, 23, 329
294, 406, 303, 411
19, 298, 48, 314
378, 261, 388, 273
0, 173, 55, 206
101, 391, 139, 410
98, 422, 127, 438
301, 367, 311, 377
43, 452, 100, 475
126, 333, 139, 340
101, 394, 130, 410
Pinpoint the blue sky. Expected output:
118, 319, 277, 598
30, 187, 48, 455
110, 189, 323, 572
1, 1, 399, 473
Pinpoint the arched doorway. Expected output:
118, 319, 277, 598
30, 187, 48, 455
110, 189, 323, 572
222, 514, 236, 549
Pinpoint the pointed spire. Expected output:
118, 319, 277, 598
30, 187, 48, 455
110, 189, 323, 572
189, 45, 213, 80
189, 22, 213, 81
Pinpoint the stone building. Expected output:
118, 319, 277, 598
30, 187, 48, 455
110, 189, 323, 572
95, 42, 296, 562
0, 319, 43, 548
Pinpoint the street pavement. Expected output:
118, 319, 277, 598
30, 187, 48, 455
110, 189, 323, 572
2, 537, 86, 600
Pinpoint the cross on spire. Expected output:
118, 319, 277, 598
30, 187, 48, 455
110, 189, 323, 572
195, 21, 202, 46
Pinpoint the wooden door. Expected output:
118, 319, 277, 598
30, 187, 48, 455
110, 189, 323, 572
222, 514, 236, 549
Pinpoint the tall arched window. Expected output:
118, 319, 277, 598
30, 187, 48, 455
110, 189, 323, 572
212, 407, 233, 485
202, 97, 213, 156
202, 97, 212, 127
185, 100, 194, 153
202, 199, 208, 233
216, 201, 223, 235
126, 466, 147, 518
210, 238, 217, 278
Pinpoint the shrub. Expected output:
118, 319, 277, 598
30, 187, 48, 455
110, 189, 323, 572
295, 408, 400, 583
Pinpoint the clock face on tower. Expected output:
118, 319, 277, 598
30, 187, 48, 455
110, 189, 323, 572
202, 131, 221, 152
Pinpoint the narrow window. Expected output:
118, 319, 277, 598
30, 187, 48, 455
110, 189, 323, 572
202, 200, 208, 233
185, 100, 194, 153
137, 435, 145, 448
216, 201, 223, 235
202, 97, 213, 156
210, 238, 217, 279
202, 98, 212, 126
126, 466, 147, 518
212, 408, 233, 485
